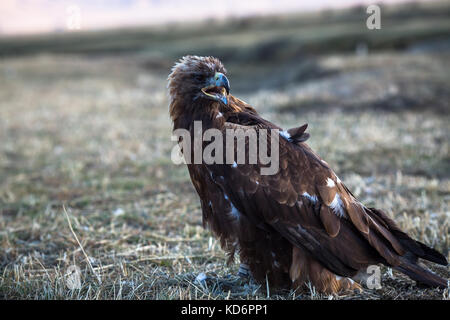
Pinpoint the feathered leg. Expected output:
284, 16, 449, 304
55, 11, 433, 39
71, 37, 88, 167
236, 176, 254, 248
290, 246, 362, 294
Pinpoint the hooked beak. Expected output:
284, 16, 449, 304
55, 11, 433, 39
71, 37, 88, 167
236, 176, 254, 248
201, 72, 230, 105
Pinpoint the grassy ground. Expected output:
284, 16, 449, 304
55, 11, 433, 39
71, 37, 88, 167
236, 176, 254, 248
0, 1, 449, 300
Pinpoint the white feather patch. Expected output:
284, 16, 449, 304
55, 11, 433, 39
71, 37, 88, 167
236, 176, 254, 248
302, 192, 318, 204
224, 193, 240, 220
326, 177, 335, 187
230, 204, 240, 219
280, 130, 291, 140
330, 193, 345, 217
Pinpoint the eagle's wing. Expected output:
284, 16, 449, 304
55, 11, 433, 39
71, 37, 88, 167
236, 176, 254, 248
198, 111, 438, 279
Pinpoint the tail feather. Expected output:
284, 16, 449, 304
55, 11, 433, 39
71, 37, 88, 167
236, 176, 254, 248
414, 240, 448, 266
394, 233, 448, 266
368, 207, 448, 266
367, 207, 448, 288
396, 258, 448, 289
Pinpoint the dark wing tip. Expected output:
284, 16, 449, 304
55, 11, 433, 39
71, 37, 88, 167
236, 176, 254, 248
416, 241, 448, 266
397, 258, 449, 288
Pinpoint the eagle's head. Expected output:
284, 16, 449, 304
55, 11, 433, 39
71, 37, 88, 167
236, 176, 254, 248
168, 55, 230, 122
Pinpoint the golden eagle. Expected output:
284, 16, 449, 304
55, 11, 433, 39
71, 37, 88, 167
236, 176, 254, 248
168, 55, 447, 293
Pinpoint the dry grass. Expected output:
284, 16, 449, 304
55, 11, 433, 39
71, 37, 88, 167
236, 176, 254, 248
0, 3, 449, 299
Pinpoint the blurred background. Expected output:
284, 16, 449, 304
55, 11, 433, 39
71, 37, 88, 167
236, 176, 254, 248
0, 0, 449, 299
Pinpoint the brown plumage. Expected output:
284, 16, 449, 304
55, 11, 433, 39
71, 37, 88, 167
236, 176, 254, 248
168, 55, 448, 294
